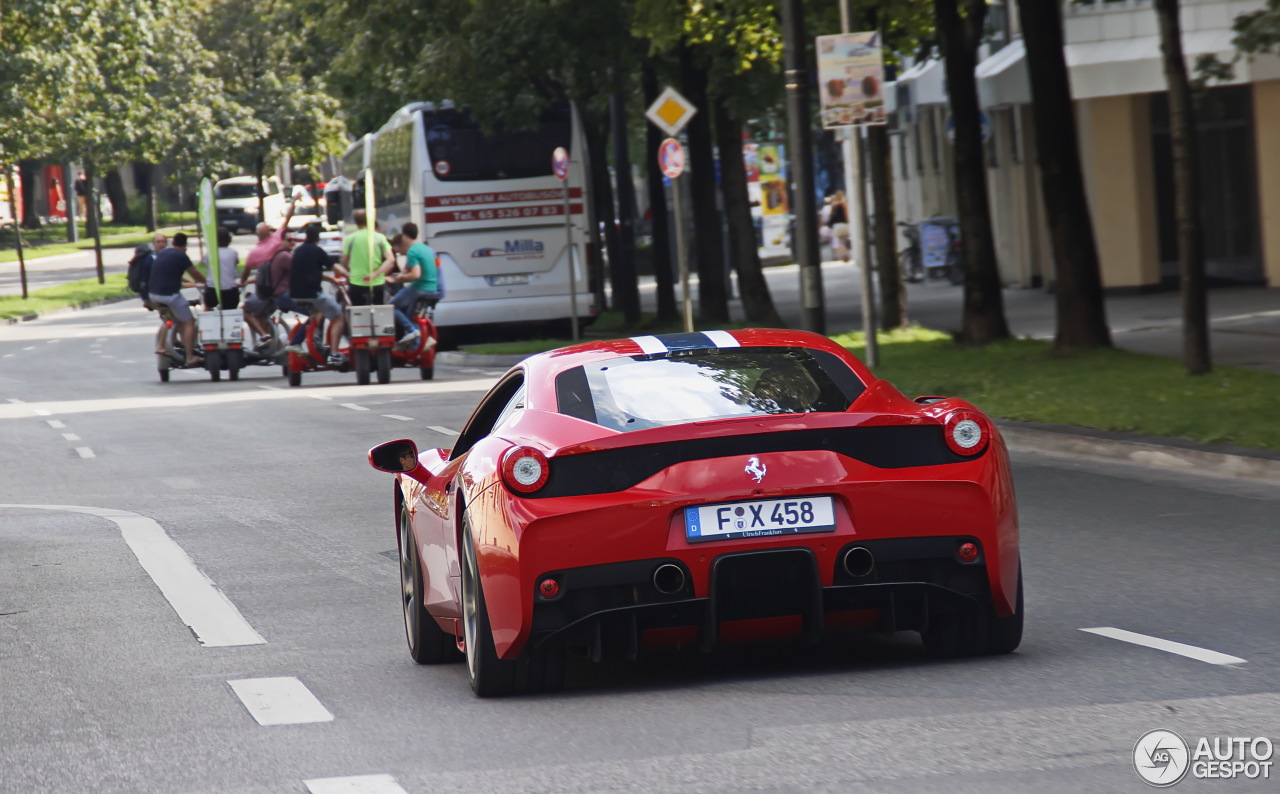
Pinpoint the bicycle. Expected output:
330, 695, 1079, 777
898, 220, 925, 283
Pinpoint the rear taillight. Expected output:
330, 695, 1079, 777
944, 410, 989, 456
501, 446, 549, 494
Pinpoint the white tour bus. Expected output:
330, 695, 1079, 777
362, 101, 594, 334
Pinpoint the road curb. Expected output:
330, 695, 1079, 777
435, 350, 525, 369
999, 420, 1280, 484
2, 294, 137, 326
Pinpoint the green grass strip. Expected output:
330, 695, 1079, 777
0, 273, 133, 319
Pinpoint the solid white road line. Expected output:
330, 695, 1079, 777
1080, 627, 1246, 665
75, 447, 95, 459
46, 419, 66, 428
382, 414, 413, 421
34, 409, 51, 416
427, 425, 458, 435
341, 403, 369, 411
6, 398, 23, 403
0, 504, 265, 647
228, 677, 334, 726
62, 433, 81, 442
257, 384, 281, 390
304, 774, 409, 794
307, 394, 332, 401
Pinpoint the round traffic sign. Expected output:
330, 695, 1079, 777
658, 138, 684, 179
552, 146, 570, 181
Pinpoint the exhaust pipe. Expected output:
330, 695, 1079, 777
652, 563, 686, 595
842, 547, 875, 578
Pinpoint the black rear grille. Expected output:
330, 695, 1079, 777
535, 425, 978, 499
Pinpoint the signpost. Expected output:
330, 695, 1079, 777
646, 86, 697, 333
364, 167, 377, 304
198, 176, 218, 305
552, 146, 578, 340
657, 138, 693, 333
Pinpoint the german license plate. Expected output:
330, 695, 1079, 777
486, 274, 529, 286
684, 496, 836, 543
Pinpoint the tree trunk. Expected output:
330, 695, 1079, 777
145, 162, 160, 232
581, 104, 618, 315
680, 46, 730, 324
1017, 0, 1112, 350
714, 99, 783, 326
19, 161, 41, 230
84, 160, 105, 284
1154, 0, 1211, 375
610, 71, 642, 323
254, 153, 266, 228
867, 126, 904, 329
935, 0, 1010, 345
642, 63, 678, 322
105, 168, 131, 225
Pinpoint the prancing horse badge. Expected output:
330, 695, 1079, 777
744, 456, 767, 483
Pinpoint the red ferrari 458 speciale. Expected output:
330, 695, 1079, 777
368, 328, 1022, 696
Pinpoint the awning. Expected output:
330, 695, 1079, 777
977, 38, 1030, 108
1066, 29, 1238, 99
894, 57, 947, 106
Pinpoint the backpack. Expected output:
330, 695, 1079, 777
256, 248, 284, 299
127, 245, 152, 294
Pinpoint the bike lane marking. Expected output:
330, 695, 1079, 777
0, 504, 266, 647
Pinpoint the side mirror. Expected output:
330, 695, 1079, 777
369, 439, 420, 473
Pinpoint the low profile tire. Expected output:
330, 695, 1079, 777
287, 370, 302, 388
206, 349, 221, 382
354, 348, 371, 385
419, 364, 434, 381
401, 507, 458, 664
461, 514, 519, 697
984, 570, 1023, 655
376, 348, 392, 384
227, 349, 242, 381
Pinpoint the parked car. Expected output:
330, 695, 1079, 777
367, 328, 1023, 696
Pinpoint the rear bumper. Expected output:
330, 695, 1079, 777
525, 538, 992, 659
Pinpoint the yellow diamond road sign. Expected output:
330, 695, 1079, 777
646, 86, 697, 137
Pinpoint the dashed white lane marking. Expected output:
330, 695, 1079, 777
303, 774, 409, 794
2, 354, 13, 358
62, 433, 81, 442
228, 677, 334, 726
427, 425, 458, 435
341, 403, 369, 411
46, 419, 66, 428
95, 337, 107, 341
1081, 627, 1246, 665
46, 339, 60, 344
22, 346, 34, 351
257, 384, 281, 391
0, 505, 265, 647
382, 414, 413, 421
75, 447, 95, 459
119, 359, 136, 364
6, 398, 23, 403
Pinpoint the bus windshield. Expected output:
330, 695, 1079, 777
423, 107, 572, 182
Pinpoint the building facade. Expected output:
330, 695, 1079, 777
890, 0, 1280, 291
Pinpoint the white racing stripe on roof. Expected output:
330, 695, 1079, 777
631, 335, 667, 355
703, 330, 740, 348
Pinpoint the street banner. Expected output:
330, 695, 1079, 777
816, 32, 887, 129
198, 176, 218, 298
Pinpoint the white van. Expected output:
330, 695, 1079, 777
214, 176, 286, 233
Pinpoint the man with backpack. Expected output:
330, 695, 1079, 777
241, 231, 295, 343
129, 232, 168, 306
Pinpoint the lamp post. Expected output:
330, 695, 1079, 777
782, 0, 825, 334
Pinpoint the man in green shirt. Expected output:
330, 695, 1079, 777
387, 221, 441, 349
337, 209, 395, 306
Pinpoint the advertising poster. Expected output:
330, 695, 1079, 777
756, 144, 788, 216
0, 167, 23, 226
816, 31, 887, 129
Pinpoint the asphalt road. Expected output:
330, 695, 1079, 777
2, 302, 1278, 793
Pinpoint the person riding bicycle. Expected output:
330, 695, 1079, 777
285, 224, 346, 367
385, 221, 439, 350
242, 232, 294, 344
147, 232, 207, 367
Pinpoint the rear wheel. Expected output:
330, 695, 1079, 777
354, 348, 371, 385
985, 570, 1023, 655
401, 507, 459, 664
158, 368, 169, 383
287, 370, 302, 387
376, 348, 392, 384
419, 364, 434, 381
461, 514, 519, 697
206, 349, 221, 382
227, 349, 242, 381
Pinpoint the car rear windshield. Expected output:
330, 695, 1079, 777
555, 347, 866, 432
